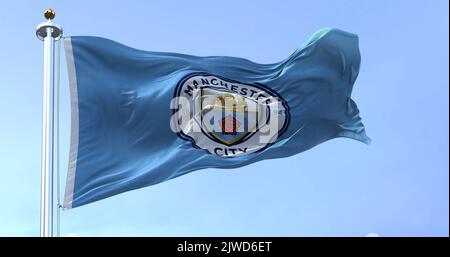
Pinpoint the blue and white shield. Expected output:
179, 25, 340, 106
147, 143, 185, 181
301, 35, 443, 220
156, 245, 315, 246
197, 87, 268, 146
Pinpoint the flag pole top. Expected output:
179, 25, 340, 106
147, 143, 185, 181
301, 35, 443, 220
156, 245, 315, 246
44, 9, 56, 20
36, 8, 63, 41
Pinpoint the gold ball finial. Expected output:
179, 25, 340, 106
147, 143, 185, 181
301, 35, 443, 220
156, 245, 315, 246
44, 9, 56, 20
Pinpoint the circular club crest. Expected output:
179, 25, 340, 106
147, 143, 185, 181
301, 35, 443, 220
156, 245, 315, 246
172, 73, 290, 157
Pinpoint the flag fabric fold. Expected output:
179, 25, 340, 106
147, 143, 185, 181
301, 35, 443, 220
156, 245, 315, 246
63, 28, 370, 209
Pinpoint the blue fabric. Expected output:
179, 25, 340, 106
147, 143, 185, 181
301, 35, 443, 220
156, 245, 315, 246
64, 28, 370, 209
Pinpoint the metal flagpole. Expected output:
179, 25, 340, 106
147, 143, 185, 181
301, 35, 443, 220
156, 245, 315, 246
36, 9, 63, 237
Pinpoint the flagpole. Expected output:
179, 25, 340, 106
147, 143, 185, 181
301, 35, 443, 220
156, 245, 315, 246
36, 9, 63, 237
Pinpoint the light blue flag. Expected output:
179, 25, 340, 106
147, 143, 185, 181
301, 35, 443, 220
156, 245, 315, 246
63, 28, 370, 209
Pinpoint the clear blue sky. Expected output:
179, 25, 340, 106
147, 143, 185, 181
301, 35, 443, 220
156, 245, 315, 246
0, 0, 448, 236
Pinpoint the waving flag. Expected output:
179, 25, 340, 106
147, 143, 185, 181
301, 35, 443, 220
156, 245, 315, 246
63, 28, 370, 209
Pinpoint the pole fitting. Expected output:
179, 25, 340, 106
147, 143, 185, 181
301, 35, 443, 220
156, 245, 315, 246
36, 9, 63, 41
